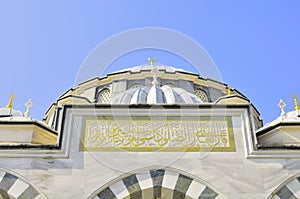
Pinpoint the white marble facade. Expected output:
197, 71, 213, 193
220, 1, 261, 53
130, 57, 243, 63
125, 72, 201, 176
0, 65, 300, 199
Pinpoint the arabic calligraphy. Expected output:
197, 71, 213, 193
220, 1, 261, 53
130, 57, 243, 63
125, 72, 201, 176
81, 116, 235, 152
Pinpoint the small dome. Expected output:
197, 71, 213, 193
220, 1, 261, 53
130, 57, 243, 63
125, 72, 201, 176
0, 107, 31, 121
111, 85, 203, 104
0, 108, 23, 117
259, 110, 300, 131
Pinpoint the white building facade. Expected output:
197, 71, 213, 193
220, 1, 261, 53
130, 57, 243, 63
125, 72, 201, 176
0, 64, 300, 199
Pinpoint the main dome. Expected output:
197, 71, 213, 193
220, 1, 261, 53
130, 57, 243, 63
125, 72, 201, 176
45, 63, 259, 128
111, 84, 203, 104
112, 65, 190, 74
109, 64, 203, 104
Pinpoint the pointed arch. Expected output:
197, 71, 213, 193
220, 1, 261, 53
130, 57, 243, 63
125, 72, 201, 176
88, 166, 224, 199
0, 168, 46, 199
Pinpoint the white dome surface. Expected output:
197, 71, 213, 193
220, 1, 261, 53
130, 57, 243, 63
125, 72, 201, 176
111, 85, 203, 104
0, 107, 31, 121
258, 110, 300, 132
0, 108, 23, 117
112, 65, 192, 74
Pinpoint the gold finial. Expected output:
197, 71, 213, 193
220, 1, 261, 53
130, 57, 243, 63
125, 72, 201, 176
148, 57, 156, 66
6, 92, 16, 109
292, 94, 299, 110
227, 87, 231, 95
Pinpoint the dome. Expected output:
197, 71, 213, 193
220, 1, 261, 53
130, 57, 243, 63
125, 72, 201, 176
0, 107, 29, 121
258, 110, 300, 131
0, 108, 23, 117
113, 64, 190, 74
111, 84, 203, 104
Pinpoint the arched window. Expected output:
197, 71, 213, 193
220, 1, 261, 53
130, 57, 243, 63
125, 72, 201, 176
195, 89, 209, 102
98, 88, 111, 104
165, 83, 175, 87
130, 83, 142, 89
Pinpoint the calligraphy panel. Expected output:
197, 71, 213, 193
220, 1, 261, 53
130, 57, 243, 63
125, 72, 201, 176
79, 116, 235, 152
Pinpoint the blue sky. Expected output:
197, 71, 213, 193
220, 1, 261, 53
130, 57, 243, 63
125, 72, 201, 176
0, 1, 299, 123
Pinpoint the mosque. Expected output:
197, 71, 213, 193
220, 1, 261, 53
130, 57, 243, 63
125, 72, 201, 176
0, 59, 300, 199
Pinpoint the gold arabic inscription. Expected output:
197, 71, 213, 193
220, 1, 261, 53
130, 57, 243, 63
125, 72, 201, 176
80, 116, 235, 152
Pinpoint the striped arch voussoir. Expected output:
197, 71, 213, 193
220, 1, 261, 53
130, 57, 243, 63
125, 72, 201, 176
269, 174, 300, 199
0, 169, 45, 199
91, 168, 223, 199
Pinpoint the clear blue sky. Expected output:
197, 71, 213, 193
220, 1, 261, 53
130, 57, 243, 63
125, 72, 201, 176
0, 1, 299, 124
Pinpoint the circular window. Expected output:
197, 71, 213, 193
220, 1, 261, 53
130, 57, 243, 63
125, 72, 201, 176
98, 88, 111, 104
195, 89, 209, 102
